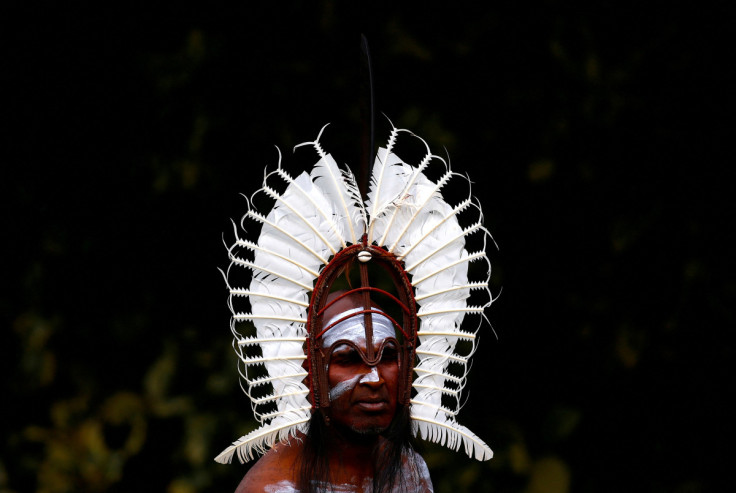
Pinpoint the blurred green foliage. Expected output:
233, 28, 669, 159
4, 1, 730, 492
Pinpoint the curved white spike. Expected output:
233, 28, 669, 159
251, 390, 310, 405
387, 169, 457, 253
405, 222, 485, 272
229, 290, 309, 308
416, 331, 476, 340
262, 186, 338, 256
231, 239, 318, 277
247, 371, 309, 388
417, 307, 486, 317
411, 251, 486, 287
414, 282, 487, 302
246, 211, 328, 264
293, 123, 330, 158
293, 126, 365, 244
413, 367, 465, 384
410, 399, 458, 416
229, 257, 314, 291
376, 132, 447, 246
397, 202, 476, 260
367, 126, 402, 242
234, 313, 307, 323
242, 354, 308, 365
238, 337, 307, 346
258, 407, 312, 423
412, 383, 461, 396
414, 350, 468, 364
273, 167, 348, 249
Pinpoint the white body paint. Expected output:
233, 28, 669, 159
264, 480, 298, 493
328, 366, 381, 401
328, 373, 362, 401
321, 308, 395, 348
361, 366, 380, 383
262, 450, 433, 492
411, 449, 434, 492
264, 479, 371, 493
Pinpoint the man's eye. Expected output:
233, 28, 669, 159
381, 346, 398, 362
331, 348, 360, 365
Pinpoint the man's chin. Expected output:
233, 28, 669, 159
335, 418, 391, 437
351, 424, 389, 435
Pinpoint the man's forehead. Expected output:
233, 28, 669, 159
321, 291, 371, 323
320, 307, 396, 349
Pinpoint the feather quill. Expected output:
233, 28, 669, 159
272, 150, 348, 250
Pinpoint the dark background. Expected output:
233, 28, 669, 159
4, 2, 732, 492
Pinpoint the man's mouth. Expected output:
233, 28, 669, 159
354, 398, 388, 412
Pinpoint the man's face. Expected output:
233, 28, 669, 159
321, 295, 399, 435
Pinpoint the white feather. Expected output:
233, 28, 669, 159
215, 415, 310, 464
367, 127, 401, 216
385, 168, 455, 254
376, 132, 445, 247
273, 165, 347, 250
411, 414, 493, 461
309, 153, 366, 245
262, 185, 338, 256
367, 145, 411, 242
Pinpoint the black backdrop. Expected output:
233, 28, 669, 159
5, 2, 732, 492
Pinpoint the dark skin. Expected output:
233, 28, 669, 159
234, 293, 432, 492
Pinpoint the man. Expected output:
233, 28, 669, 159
216, 126, 494, 492
235, 291, 434, 492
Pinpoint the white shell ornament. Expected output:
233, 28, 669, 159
358, 250, 372, 263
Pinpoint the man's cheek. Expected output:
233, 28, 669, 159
328, 374, 362, 401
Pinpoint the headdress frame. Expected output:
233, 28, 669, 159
306, 240, 418, 415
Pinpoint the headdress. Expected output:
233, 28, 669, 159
216, 122, 495, 464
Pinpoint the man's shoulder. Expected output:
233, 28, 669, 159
402, 447, 434, 492
234, 440, 303, 493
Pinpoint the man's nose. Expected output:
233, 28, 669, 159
358, 366, 382, 386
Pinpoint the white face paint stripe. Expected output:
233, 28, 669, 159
328, 374, 362, 401
321, 307, 395, 349
328, 367, 381, 402
360, 366, 380, 383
